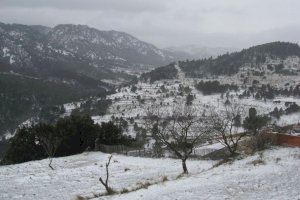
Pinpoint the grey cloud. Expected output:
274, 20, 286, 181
0, 0, 300, 48
0, 0, 166, 13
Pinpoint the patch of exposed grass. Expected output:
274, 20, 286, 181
136, 181, 151, 189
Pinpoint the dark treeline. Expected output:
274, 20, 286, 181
140, 63, 178, 83
195, 80, 238, 95
270, 103, 300, 119
1, 115, 134, 165
239, 84, 300, 100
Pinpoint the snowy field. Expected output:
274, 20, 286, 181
0, 152, 214, 200
0, 147, 299, 200
103, 147, 300, 200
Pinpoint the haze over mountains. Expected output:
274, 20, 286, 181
164, 25, 300, 60
165, 45, 237, 60
184, 26, 300, 49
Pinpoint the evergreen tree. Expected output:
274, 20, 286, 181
243, 108, 269, 135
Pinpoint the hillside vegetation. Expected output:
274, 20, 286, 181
179, 42, 300, 77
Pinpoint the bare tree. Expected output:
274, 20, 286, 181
145, 104, 209, 174
35, 124, 62, 170
208, 104, 246, 156
99, 155, 115, 194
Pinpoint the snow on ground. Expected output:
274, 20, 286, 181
63, 102, 82, 116
0, 147, 299, 200
276, 113, 300, 126
92, 74, 300, 129
8, 74, 300, 142
102, 147, 300, 200
80, 75, 300, 141
193, 142, 225, 156
0, 152, 214, 200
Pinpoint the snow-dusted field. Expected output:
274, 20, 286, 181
103, 147, 300, 200
0, 152, 214, 200
0, 147, 299, 200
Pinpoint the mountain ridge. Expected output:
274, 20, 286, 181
141, 41, 300, 82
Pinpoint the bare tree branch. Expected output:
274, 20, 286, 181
144, 103, 209, 174
99, 155, 115, 195
208, 104, 246, 156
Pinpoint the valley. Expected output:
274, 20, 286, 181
1, 2, 300, 200
66, 43, 300, 142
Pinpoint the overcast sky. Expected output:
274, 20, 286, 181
0, 0, 300, 48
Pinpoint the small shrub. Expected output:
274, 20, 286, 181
75, 195, 86, 200
161, 176, 168, 182
136, 181, 151, 189
212, 158, 231, 168
251, 159, 265, 166
250, 152, 265, 166
106, 187, 116, 195
247, 132, 277, 153
292, 153, 300, 159
120, 188, 129, 194
92, 192, 101, 198
175, 173, 186, 180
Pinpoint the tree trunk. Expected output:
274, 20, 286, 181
228, 145, 239, 157
49, 158, 54, 170
182, 159, 188, 174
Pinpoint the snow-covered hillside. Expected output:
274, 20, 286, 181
87, 65, 300, 139
0, 152, 215, 200
0, 147, 299, 200
105, 147, 300, 200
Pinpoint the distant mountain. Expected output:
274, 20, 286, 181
0, 22, 178, 138
0, 22, 176, 81
142, 42, 300, 81
47, 24, 175, 68
165, 45, 237, 60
